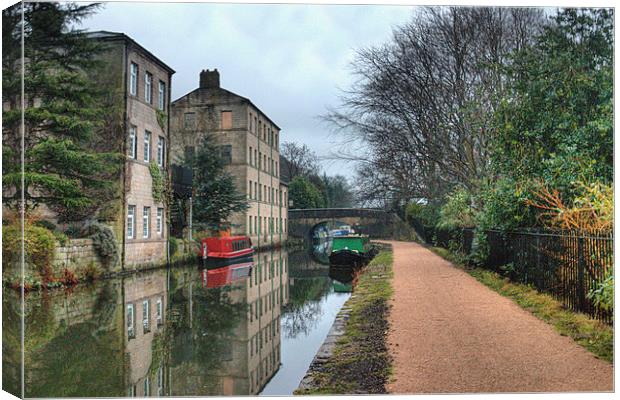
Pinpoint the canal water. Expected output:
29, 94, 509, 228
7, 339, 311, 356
2, 245, 351, 397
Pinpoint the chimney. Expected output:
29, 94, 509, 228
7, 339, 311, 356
199, 68, 220, 89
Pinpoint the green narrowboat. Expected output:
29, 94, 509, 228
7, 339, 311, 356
328, 235, 377, 268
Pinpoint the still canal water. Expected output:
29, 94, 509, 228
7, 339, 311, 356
2, 245, 351, 397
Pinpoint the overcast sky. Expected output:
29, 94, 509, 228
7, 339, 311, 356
79, 2, 417, 179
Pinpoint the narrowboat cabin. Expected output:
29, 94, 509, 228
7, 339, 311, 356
328, 234, 377, 268
199, 235, 254, 268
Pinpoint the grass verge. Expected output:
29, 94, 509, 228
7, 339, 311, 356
431, 246, 613, 363
295, 250, 394, 395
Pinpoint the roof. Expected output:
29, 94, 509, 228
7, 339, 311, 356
172, 85, 281, 131
87, 30, 175, 74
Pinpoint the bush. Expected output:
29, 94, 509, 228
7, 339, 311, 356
81, 262, 102, 282
87, 222, 119, 268
437, 188, 475, 229
476, 178, 536, 231
588, 273, 614, 312
2, 223, 56, 280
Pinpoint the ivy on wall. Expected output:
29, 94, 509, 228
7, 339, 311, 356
149, 161, 165, 203
156, 110, 167, 131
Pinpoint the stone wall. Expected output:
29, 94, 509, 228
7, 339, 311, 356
53, 238, 103, 273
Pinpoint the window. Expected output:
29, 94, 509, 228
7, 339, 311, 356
157, 136, 165, 167
258, 152, 262, 170
156, 297, 163, 326
158, 81, 165, 110
143, 299, 150, 333
145, 72, 152, 104
248, 146, 252, 165
130, 63, 138, 96
275, 161, 278, 177
264, 155, 267, 171
254, 216, 257, 235
221, 111, 232, 129
248, 180, 252, 199
248, 215, 252, 235
258, 217, 262, 235
219, 145, 232, 164
127, 303, 135, 338
254, 116, 257, 133
128, 385, 136, 397
275, 132, 278, 148
156, 208, 163, 236
144, 131, 151, 162
128, 126, 137, 159
127, 205, 136, 239
254, 149, 257, 166
184, 112, 196, 129
258, 184, 262, 201
143, 207, 151, 238
254, 182, 257, 199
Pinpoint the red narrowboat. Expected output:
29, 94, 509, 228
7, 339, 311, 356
199, 235, 254, 267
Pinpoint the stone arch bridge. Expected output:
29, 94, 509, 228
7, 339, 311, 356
288, 208, 415, 241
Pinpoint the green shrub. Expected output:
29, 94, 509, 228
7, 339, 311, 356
2, 223, 56, 279
588, 273, 614, 312
437, 188, 475, 229
53, 231, 69, 246
476, 178, 536, 231
86, 222, 119, 268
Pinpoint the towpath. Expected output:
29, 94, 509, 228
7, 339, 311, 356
384, 240, 613, 393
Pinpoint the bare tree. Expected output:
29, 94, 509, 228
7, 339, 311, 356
326, 7, 545, 206
280, 141, 321, 181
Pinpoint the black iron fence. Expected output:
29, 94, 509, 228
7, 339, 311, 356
424, 227, 613, 324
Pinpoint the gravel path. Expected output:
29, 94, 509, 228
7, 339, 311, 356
384, 240, 613, 394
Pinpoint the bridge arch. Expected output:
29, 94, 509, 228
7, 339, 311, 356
288, 208, 413, 241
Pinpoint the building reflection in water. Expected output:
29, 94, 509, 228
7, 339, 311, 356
121, 249, 289, 397
2, 248, 293, 397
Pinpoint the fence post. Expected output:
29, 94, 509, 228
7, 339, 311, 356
577, 235, 586, 311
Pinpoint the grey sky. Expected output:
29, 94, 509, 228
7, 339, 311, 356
80, 2, 417, 179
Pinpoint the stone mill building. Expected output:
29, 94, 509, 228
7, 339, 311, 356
170, 69, 288, 248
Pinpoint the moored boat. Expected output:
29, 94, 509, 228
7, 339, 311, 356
328, 235, 377, 268
199, 235, 254, 268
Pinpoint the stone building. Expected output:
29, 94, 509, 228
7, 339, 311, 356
90, 31, 175, 269
170, 69, 288, 248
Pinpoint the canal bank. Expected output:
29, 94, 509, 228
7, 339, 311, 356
295, 249, 394, 395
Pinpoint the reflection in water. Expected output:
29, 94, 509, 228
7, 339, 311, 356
2, 244, 350, 397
